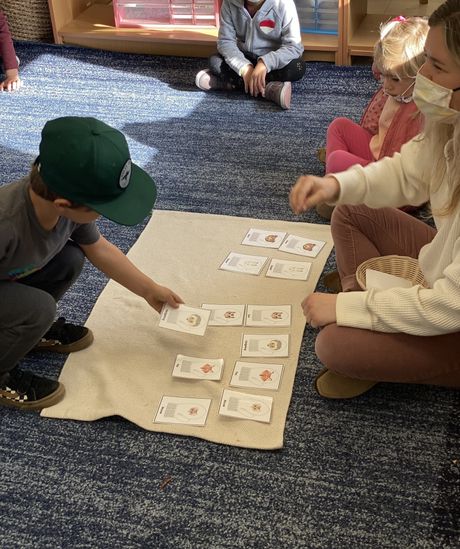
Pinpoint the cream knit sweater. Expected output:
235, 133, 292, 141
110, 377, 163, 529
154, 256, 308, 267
333, 136, 460, 335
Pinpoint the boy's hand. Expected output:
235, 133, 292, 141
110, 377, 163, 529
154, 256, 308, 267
250, 60, 267, 97
289, 175, 340, 215
145, 283, 184, 313
302, 293, 337, 328
1, 69, 21, 92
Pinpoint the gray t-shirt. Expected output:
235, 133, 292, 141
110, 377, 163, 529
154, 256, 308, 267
0, 177, 100, 280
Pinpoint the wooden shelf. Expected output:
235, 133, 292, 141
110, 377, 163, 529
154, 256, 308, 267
53, 4, 220, 57
342, 0, 437, 65
347, 12, 382, 58
46, 0, 437, 65
49, 1, 343, 62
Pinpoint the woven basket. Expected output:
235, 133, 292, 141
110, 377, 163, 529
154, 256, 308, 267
2, 0, 53, 43
355, 255, 428, 290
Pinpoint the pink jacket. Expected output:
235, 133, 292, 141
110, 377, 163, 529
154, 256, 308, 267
360, 88, 423, 160
0, 10, 18, 70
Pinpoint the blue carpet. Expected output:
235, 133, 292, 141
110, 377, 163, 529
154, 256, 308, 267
0, 42, 459, 549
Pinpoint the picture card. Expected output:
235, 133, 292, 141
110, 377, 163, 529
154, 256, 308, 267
154, 396, 211, 426
230, 361, 284, 391
241, 228, 286, 249
241, 334, 289, 357
201, 304, 246, 326
219, 389, 273, 423
219, 252, 267, 276
245, 305, 291, 327
279, 235, 326, 258
159, 304, 210, 336
365, 269, 413, 290
266, 258, 311, 281
172, 354, 224, 381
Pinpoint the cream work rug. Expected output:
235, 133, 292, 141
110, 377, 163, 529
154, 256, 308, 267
42, 211, 333, 449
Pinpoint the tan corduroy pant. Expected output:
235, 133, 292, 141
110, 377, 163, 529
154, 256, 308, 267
315, 205, 460, 388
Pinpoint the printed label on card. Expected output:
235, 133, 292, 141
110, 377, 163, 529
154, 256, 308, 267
279, 235, 325, 258
241, 228, 286, 249
172, 354, 224, 380
241, 334, 289, 357
219, 252, 267, 276
159, 304, 210, 336
245, 305, 291, 327
230, 361, 284, 390
154, 396, 211, 426
201, 304, 246, 326
219, 389, 273, 423
266, 258, 311, 280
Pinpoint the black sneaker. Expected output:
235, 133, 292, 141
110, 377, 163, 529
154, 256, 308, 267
35, 317, 93, 353
0, 368, 64, 410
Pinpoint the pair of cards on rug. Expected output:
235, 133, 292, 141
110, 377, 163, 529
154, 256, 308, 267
155, 391, 274, 425
221, 228, 326, 278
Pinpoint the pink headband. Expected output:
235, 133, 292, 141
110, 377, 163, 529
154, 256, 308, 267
390, 16, 407, 23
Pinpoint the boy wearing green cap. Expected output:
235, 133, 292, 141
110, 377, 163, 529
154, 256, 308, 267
0, 116, 183, 411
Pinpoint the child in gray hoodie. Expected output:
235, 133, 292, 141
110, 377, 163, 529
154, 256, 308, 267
195, 0, 305, 109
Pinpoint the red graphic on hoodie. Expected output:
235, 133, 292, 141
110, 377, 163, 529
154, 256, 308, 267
260, 19, 275, 35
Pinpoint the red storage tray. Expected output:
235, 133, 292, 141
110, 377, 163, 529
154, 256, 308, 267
113, 0, 220, 27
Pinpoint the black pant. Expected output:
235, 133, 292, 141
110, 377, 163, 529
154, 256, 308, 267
0, 241, 85, 374
208, 52, 306, 89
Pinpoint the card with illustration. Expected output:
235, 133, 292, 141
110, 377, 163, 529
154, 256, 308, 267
279, 235, 326, 258
266, 258, 312, 281
219, 252, 268, 276
219, 389, 273, 423
230, 361, 284, 390
245, 305, 291, 327
241, 334, 289, 357
159, 304, 210, 336
154, 396, 211, 426
172, 354, 224, 380
241, 228, 286, 249
201, 304, 246, 326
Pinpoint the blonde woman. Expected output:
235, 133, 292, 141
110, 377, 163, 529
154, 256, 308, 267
290, 0, 460, 399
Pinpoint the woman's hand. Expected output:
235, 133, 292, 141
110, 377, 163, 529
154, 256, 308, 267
289, 175, 340, 215
302, 293, 337, 328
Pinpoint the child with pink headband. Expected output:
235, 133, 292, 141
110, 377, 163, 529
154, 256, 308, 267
317, 16, 429, 219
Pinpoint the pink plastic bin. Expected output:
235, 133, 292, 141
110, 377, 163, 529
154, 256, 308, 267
113, 0, 220, 27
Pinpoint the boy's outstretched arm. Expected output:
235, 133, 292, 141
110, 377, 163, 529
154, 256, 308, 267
80, 236, 183, 313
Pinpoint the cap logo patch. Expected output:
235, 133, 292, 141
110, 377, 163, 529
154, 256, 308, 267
119, 159, 132, 189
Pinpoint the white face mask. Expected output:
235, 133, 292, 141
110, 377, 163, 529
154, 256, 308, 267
413, 72, 460, 124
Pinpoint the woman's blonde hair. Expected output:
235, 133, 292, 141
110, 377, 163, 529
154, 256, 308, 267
373, 16, 429, 79
422, 0, 460, 216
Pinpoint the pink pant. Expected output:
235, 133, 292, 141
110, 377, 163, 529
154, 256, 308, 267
326, 117, 374, 174
315, 205, 460, 388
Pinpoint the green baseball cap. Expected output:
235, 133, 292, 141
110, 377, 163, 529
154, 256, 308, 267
37, 117, 157, 226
